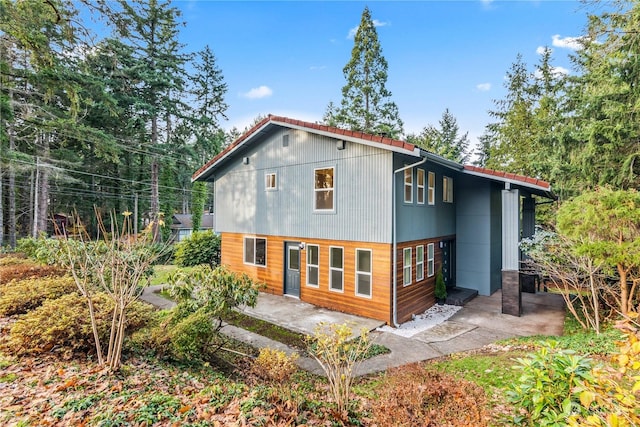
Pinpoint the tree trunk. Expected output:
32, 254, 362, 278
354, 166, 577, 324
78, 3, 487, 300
150, 115, 160, 242
36, 135, 50, 235
8, 118, 16, 248
618, 264, 628, 315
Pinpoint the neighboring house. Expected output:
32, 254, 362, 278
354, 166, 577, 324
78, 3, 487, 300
192, 115, 554, 325
170, 213, 214, 242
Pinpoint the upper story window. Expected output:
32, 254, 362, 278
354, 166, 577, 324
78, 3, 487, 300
244, 237, 267, 266
443, 176, 454, 203
314, 167, 334, 211
428, 172, 435, 205
417, 169, 425, 205
404, 168, 413, 203
265, 172, 277, 191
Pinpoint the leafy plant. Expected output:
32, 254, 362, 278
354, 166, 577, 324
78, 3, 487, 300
435, 267, 447, 300
173, 230, 220, 267
251, 347, 299, 384
306, 322, 372, 415
506, 341, 595, 425
0, 276, 76, 316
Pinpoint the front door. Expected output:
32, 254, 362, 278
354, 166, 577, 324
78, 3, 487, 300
441, 239, 456, 289
284, 242, 301, 297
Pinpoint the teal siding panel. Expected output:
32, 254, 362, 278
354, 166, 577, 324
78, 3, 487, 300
214, 128, 393, 243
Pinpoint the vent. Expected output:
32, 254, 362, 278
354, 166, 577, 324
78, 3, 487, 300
243, 157, 250, 165
282, 134, 289, 147
336, 140, 345, 150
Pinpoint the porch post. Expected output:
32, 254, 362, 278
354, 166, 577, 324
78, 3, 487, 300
501, 187, 521, 316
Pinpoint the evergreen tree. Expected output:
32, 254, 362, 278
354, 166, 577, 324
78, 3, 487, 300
407, 108, 471, 163
324, 6, 403, 138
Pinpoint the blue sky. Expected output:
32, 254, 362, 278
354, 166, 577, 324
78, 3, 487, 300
174, 1, 589, 147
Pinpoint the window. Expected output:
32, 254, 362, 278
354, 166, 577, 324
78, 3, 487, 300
356, 249, 372, 297
307, 245, 319, 287
443, 176, 454, 203
427, 243, 435, 277
314, 167, 335, 211
244, 237, 267, 266
428, 172, 435, 205
404, 168, 413, 203
417, 169, 425, 204
403, 247, 412, 286
329, 246, 343, 292
416, 245, 425, 282
265, 172, 277, 191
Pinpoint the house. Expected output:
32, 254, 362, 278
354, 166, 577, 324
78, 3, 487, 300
192, 115, 554, 325
170, 213, 215, 242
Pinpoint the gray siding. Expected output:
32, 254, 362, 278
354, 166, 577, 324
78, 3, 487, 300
394, 155, 456, 243
455, 177, 503, 296
214, 128, 394, 243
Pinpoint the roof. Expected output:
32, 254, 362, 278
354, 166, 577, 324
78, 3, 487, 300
192, 115, 421, 182
171, 213, 214, 230
192, 114, 554, 198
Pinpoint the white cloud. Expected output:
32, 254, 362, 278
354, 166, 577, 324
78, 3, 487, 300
536, 46, 551, 55
347, 19, 389, 39
241, 85, 273, 99
552, 34, 583, 50
480, 0, 494, 9
534, 66, 569, 79
476, 83, 491, 92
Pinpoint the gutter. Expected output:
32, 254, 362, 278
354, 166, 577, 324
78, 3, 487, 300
392, 155, 427, 327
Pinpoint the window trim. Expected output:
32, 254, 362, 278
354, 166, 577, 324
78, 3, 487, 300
329, 246, 344, 293
403, 167, 413, 204
265, 172, 277, 191
443, 176, 454, 203
403, 247, 412, 286
428, 171, 436, 205
243, 236, 267, 267
314, 166, 336, 212
416, 245, 425, 282
355, 248, 373, 298
416, 168, 425, 205
427, 243, 435, 277
306, 244, 320, 288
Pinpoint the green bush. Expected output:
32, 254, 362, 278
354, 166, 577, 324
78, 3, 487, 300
0, 276, 76, 315
16, 236, 67, 266
506, 342, 595, 425
173, 231, 220, 267
167, 309, 217, 361
4, 293, 155, 357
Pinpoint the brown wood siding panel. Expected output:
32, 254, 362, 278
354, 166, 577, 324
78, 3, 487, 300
395, 237, 450, 324
221, 232, 393, 324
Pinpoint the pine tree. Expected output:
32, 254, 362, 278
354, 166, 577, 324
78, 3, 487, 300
324, 6, 403, 138
407, 109, 470, 163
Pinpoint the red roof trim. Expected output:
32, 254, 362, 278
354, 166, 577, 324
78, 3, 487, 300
192, 115, 417, 180
463, 165, 551, 190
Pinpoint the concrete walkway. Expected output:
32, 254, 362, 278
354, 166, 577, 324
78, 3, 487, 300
140, 286, 566, 376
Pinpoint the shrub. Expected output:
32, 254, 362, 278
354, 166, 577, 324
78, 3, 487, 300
3, 292, 155, 358
173, 230, 220, 267
435, 267, 447, 300
0, 260, 66, 284
16, 236, 67, 266
306, 322, 372, 415
372, 364, 489, 426
506, 341, 595, 425
0, 276, 76, 315
167, 309, 218, 361
251, 348, 299, 384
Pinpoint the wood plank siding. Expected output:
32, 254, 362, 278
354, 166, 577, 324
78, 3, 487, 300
395, 236, 453, 324
221, 232, 393, 323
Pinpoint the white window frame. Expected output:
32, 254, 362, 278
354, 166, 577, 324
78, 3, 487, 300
314, 166, 335, 212
306, 244, 320, 288
427, 243, 435, 277
403, 247, 412, 286
244, 236, 267, 267
443, 176, 454, 203
329, 246, 344, 292
265, 172, 277, 191
355, 248, 372, 298
416, 245, 425, 282
428, 171, 436, 205
404, 168, 413, 203
417, 169, 425, 205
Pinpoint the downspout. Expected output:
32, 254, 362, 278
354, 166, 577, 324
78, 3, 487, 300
392, 156, 427, 327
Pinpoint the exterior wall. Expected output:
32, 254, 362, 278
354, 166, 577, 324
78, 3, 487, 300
456, 177, 503, 296
214, 128, 393, 243
395, 237, 446, 324
394, 155, 456, 243
221, 232, 393, 323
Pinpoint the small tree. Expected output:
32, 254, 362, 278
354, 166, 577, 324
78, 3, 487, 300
306, 322, 373, 416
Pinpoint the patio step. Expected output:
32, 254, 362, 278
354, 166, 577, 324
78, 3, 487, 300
445, 287, 478, 306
